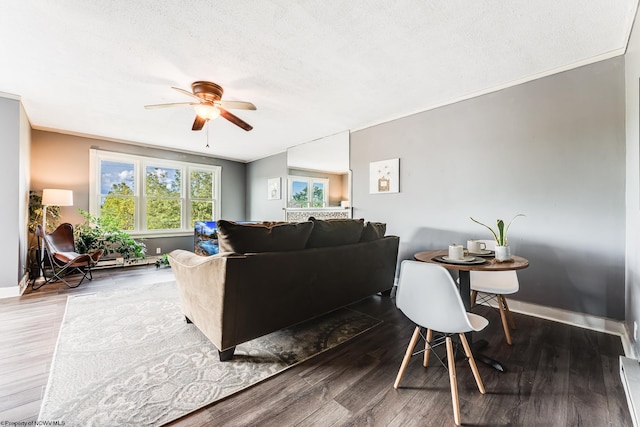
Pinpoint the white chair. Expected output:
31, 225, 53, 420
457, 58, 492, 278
393, 260, 488, 426
470, 240, 520, 345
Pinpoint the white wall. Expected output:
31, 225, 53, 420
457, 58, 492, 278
625, 5, 640, 355
352, 57, 626, 319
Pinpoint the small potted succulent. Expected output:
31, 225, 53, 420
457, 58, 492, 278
155, 253, 170, 269
470, 214, 525, 261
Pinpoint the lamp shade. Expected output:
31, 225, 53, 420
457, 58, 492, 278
194, 104, 221, 120
42, 189, 73, 206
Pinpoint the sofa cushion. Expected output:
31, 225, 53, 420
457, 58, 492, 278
217, 220, 314, 253
259, 221, 288, 227
306, 218, 365, 248
360, 222, 387, 242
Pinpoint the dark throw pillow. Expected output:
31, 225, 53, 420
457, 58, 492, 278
360, 221, 387, 242
306, 218, 365, 248
216, 220, 314, 253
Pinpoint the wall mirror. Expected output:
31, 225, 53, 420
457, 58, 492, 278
285, 131, 351, 220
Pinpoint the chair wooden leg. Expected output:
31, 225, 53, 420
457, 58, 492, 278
446, 336, 461, 426
394, 326, 421, 389
423, 328, 433, 367
459, 333, 485, 394
497, 295, 513, 345
501, 295, 516, 329
471, 290, 478, 308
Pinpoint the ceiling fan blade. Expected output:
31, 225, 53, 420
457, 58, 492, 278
219, 108, 253, 131
144, 102, 197, 109
216, 100, 257, 110
172, 86, 200, 100
192, 115, 207, 131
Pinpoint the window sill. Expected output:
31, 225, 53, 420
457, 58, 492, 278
129, 231, 194, 239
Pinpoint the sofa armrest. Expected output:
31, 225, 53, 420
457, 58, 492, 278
168, 249, 243, 350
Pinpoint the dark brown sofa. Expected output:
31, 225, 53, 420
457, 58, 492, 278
168, 218, 399, 360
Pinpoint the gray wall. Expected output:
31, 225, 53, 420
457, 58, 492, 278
351, 57, 626, 320
0, 96, 29, 289
625, 6, 640, 355
31, 130, 247, 254
19, 102, 30, 287
246, 152, 287, 221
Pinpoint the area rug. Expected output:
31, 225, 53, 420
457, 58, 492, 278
38, 281, 381, 426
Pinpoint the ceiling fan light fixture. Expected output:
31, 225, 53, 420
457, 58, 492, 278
194, 103, 220, 120
146, 81, 254, 131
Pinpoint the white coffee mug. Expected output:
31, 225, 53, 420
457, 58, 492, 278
448, 244, 466, 260
467, 240, 487, 254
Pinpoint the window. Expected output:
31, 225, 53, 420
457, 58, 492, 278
145, 165, 182, 230
287, 175, 329, 208
90, 150, 221, 235
190, 169, 216, 226
99, 160, 135, 230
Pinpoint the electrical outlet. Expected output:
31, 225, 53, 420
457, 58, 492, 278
156, 247, 162, 254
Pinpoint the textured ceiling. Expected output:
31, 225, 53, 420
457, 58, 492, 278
0, 1, 637, 162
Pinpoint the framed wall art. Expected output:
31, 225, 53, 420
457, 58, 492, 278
268, 177, 281, 200
369, 158, 400, 194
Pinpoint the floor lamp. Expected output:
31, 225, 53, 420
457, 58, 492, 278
36, 189, 74, 285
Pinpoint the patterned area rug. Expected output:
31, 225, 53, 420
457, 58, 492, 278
38, 281, 381, 426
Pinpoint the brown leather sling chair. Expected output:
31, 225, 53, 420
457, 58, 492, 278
34, 223, 103, 289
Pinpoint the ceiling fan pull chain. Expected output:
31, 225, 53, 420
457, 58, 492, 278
206, 120, 210, 148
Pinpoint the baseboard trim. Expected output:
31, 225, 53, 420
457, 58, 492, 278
621, 356, 640, 427
477, 297, 633, 357
95, 255, 163, 269
18, 273, 28, 296
0, 273, 36, 299
0, 285, 20, 299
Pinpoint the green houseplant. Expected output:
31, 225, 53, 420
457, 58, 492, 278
74, 210, 146, 261
155, 253, 170, 269
470, 214, 525, 261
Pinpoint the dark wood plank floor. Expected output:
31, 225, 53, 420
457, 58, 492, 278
0, 266, 632, 426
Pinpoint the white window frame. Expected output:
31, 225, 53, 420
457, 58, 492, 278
287, 175, 330, 208
89, 149, 221, 237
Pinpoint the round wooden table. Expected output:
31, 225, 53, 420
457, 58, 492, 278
414, 250, 529, 309
413, 249, 529, 372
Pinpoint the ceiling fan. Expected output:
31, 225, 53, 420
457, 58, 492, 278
145, 81, 256, 131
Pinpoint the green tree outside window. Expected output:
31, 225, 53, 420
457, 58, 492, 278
100, 182, 135, 230
146, 167, 181, 230
190, 170, 214, 227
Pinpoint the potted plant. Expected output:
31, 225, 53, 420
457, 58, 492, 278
74, 210, 146, 261
470, 214, 525, 261
155, 253, 170, 269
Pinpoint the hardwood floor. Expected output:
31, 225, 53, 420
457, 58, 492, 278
0, 266, 632, 426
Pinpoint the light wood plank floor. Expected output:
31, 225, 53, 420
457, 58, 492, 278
0, 266, 632, 426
